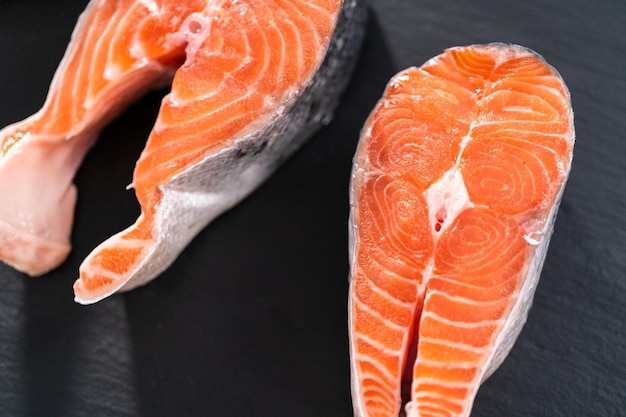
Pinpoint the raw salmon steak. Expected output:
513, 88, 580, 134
0, 0, 365, 303
348, 44, 574, 417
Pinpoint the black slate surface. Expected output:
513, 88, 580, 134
0, 1, 624, 416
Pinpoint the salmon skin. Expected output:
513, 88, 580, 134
0, 0, 366, 303
348, 43, 574, 417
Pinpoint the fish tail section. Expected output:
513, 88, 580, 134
0, 208, 73, 276
349, 172, 434, 417
74, 214, 156, 304
408, 207, 526, 417
0, 131, 82, 275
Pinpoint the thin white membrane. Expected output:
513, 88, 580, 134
415, 336, 488, 354
138, 0, 160, 14
80, 6, 116, 108
95, 4, 127, 83
358, 270, 420, 309
479, 42, 535, 66
412, 378, 472, 391
422, 290, 510, 308
352, 295, 411, 333
104, 2, 149, 80
358, 354, 401, 382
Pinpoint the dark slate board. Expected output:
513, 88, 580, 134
0, 1, 624, 416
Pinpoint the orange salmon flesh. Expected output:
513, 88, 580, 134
348, 43, 574, 417
0, 0, 365, 303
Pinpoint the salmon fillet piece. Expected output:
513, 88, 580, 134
0, 0, 365, 303
348, 43, 574, 417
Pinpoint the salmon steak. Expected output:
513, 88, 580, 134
0, 0, 365, 303
348, 44, 574, 417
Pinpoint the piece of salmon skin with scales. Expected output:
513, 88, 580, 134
0, 0, 366, 303
348, 43, 574, 417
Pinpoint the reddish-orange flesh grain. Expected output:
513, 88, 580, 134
350, 44, 573, 417
23, 0, 344, 295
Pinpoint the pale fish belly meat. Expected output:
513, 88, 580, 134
0, 0, 366, 303
348, 44, 575, 417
